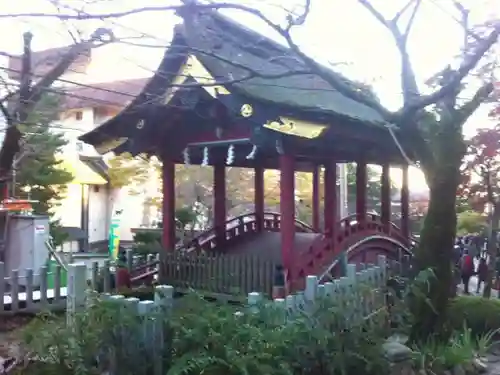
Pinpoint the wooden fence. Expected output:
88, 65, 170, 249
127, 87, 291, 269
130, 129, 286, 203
160, 252, 277, 297
0, 251, 278, 314
0, 247, 401, 315
65, 255, 388, 374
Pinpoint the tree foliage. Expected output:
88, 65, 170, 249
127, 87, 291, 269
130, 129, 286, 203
15, 95, 73, 214
456, 210, 487, 235
460, 125, 500, 210
459, 95, 500, 297
0, 29, 114, 199
107, 153, 156, 191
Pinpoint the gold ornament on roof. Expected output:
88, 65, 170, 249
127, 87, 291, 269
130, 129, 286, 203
263, 117, 327, 139
240, 104, 253, 118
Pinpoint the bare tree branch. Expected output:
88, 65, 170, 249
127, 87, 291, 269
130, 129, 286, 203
0, 27, 115, 186
0, 2, 294, 20
26, 28, 114, 109
456, 82, 495, 123
204, 0, 394, 119
357, 0, 422, 104
428, 0, 482, 42
3, 0, 392, 119
284, 0, 311, 32
410, 24, 499, 113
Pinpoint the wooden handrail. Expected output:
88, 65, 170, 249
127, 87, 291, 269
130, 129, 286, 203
181, 211, 316, 250
130, 212, 417, 284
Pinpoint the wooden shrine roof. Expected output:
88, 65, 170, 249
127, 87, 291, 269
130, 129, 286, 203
79, 7, 408, 164
178, 10, 387, 126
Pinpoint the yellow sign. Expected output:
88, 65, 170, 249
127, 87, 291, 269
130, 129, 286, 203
263, 117, 327, 139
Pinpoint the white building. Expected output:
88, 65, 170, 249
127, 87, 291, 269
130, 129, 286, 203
6, 45, 159, 250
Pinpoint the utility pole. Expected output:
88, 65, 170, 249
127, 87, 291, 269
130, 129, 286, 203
9, 32, 33, 198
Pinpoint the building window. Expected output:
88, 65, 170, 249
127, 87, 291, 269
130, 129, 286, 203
76, 141, 84, 152
75, 111, 83, 121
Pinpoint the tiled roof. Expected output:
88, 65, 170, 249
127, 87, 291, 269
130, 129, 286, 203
8, 45, 91, 81
61, 77, 150, 110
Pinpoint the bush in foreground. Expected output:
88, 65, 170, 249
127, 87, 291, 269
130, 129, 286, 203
22, 294, 391, 375
411, 327, 494, 373
448, 295, 500, 336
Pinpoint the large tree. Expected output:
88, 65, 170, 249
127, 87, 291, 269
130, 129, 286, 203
0, 28, 114, 200
9, 0, 498, 339
14, 94, 73, 214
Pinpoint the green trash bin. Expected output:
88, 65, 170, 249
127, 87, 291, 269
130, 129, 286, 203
46, 258, 68, 289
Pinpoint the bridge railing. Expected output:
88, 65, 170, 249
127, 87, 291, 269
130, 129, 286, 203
181, 211, 316, 253
290, 213, 416, 290
130, 211, 316, 277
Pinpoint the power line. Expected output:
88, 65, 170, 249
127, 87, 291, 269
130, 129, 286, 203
0, 60, 483, 105
0, 7, 493, 154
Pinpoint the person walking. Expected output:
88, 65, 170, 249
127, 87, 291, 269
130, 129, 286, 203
460, 249, 474, 294
476, 257, 488, 294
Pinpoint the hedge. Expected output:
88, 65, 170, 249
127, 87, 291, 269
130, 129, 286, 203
448, 295, 500, 335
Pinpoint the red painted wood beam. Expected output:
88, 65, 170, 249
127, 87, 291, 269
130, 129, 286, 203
254, 165, 265, 232
401, 164, 410, 241
213, 163, 227, 245
356, 161, 367, 222
381, 163, 391, 231
280, 154, 295, 290
312, 166, 320, 232
161, 157, 176, 251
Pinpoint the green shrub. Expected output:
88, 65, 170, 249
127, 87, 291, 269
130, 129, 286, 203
448, 295, 500, 335
410, 327, 494, 372
133, 231, 161, 244
22, 293, 392, 375
22, 297, 154, 375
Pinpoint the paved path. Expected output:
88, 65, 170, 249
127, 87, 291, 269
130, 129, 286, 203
458, 257, 499, 297
466, 275, 499, 297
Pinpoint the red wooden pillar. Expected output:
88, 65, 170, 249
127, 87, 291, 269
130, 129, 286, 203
381, 163, 391, 232
324, 160, 337, 240
356, 161, 367, 222
280, 154, 295, 286
401, 164, 410, 240
254, 165, 264, 232
312, 166, 320, 232
213, 163, 226, 244
161, 157, 176, 251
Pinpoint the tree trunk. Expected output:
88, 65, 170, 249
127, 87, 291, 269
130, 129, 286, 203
410, 158, 461, 342
483, 204, 499, 298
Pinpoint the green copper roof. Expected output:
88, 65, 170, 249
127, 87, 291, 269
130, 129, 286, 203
182, 11, 388, 126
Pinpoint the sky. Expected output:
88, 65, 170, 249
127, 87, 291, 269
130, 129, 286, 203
0, 0, 498, 192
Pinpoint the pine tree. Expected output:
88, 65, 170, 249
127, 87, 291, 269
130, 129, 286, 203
15, 94, 73, 215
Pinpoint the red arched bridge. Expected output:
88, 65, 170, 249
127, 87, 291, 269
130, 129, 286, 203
131, 212, 414, 293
